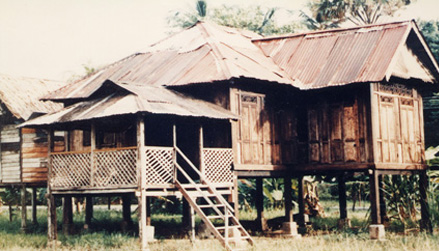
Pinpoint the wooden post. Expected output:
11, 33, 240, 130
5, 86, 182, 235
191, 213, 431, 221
85, 196, 93, 229
255, 177, 266, 231
420, 170, 432, 233
233, 175, 239, 218
338, 174, 347, 220
137, 114, 149, 250
47, 129, 57, 246
108, 197, 111, 210
62, 195, 73, 235
284, 177, 293, 223
146, 196, 151, 226
182, 199, 191, 229
369, 169, 381, 224
378, 175, 387, 222
122, 194, 133, 232
199, 126, 204, 181
90, 123, 96, 187
31, 187, 37, 225
190, 206, 195, 242
20, 184, 27, 232
297, 175, 306, 228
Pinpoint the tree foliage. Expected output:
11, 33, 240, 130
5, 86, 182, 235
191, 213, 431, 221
167, 1, 302, 36
302, 0, 415, 30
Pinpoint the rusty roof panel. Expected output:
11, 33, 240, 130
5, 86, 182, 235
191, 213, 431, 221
45, 22, 294, 101
21, 82, 238, 127
254, 21, 435, 90
0, 74, 65, 120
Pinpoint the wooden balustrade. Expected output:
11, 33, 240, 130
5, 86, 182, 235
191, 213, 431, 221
49, 146, 233, 190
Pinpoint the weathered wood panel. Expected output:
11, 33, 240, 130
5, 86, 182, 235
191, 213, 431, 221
305, 88, 369, 165
231, 89, 298, 167
371, 83, 424, 165
1, 124, 20, 183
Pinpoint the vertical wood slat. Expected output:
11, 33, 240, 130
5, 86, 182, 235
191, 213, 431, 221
90, 124, 96, 187
47, 129, 57, 245
199, 126, 204, 181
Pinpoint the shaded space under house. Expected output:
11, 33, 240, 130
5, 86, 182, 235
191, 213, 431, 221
21, 20, 439, 250
0, 74, 66, 229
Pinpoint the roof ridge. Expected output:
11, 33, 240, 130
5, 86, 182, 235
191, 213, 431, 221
196, 22, 233, 79
254, 20, 413, 42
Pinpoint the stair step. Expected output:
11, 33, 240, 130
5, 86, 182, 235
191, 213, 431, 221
199, 204, 225, 209
215, 225, 241, 231
181, 184, 209, 189
207, 214, 233, 220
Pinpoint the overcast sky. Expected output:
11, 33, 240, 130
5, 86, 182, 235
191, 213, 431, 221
0, 0, 438, 82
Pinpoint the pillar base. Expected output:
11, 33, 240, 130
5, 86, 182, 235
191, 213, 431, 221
369, 224, 385, 240
144, 226, 155, 242
281, 222, 301, 237
337, 218, 351, 230
227, 226, 247, 248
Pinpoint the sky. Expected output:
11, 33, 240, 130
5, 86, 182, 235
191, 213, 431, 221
0, 0, 438, 82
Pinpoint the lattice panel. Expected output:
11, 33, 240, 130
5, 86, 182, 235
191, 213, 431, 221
145, 147, 174, 185
93, 148, 137, 187
51, 152, 91, 188
203, 148, 234, 184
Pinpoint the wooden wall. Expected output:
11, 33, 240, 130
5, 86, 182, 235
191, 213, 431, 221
305, 88, 371, 165
0, 124, 21, 183
230, 87, 306, 167
21, 128, 65, 184
370, 83, 424, 166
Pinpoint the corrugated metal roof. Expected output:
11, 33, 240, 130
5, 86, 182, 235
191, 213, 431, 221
254, 20, 439, 90
20, 81, 237, 127
44, 21, 295, 101
0, 74, 65, 120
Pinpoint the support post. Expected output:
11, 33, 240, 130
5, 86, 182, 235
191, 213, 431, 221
337, 173, 350, 229
47, 129, 57, 247
369, 170, 381, 224
122, 194, 133, 232
137, 114, 151, 250
420, 170, 432, 233
20, 184, 27, 232
146, 196, 151, 226
84, 196, 93, 229
108, 197, 111, 210
369, 169, 385, 240
182, 199, 191, 229
31, 187, 37, 225
62, 195, 73, 235
338, 174, 347, 220
297, 175, 306, 228
90, 123, 96, 187
378, 175, 387, 223
199, 126, 204, 181
284, 177, 293, 222
255, 177, 266, 231
190, 206, 196, 242
282, 176, 299, 236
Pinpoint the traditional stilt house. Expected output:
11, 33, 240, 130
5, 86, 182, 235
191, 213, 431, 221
0, 74, 65, 228
21, 20, 439, 249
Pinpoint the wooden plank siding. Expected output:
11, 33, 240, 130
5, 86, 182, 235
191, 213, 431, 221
0, 124, 21, 183
370, 82, 425, 166
305, 89, 370, 165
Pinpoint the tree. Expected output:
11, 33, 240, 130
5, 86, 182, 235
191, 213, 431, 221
167, 1, 302, 36
302, 0, 415, 30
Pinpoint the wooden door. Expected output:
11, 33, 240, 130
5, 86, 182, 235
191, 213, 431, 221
235, 92, 275, 165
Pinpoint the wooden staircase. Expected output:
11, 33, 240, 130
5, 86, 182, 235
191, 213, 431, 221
174, 147, 254, 251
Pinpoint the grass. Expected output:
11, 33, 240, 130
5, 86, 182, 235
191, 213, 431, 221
0, 204, 437, 251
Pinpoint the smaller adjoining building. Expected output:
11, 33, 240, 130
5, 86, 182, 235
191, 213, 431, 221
0, 74, 65, 229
